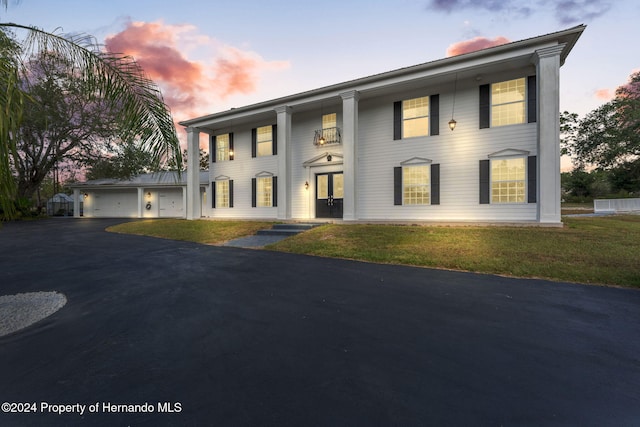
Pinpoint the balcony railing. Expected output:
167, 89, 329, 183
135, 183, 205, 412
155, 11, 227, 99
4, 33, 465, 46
313, 127, 341, 146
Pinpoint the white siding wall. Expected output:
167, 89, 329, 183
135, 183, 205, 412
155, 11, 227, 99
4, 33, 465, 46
207, 126, 279, 219
357, 74, 538, 222
204, 68, 540, 223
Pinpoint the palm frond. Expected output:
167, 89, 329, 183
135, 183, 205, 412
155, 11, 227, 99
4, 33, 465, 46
0, 28, 23, 218
2, 23, 182, 171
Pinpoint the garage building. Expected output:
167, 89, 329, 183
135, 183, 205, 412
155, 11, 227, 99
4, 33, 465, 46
71, 171, 208, 218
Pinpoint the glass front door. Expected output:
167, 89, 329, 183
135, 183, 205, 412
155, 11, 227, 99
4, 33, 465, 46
316, 172, 343, 218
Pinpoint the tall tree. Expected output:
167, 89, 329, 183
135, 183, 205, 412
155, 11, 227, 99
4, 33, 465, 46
0, 9, 182, 218
563, 71, 640, 169
12, 50, 124, 199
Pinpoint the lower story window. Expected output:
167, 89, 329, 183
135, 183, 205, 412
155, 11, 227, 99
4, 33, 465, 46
403, 165, 430, 205
257, 176, 272, 207
216, 181, 229, 208
491, 157, 525, 203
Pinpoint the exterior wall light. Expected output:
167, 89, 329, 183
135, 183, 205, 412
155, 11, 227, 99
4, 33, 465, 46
450, 72, 458, 131
83, 193, 88, 199
318, 136, 326, 145
305, 181, 309, 190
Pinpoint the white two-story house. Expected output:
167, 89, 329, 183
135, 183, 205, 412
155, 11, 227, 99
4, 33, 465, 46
180, 25, 585, 225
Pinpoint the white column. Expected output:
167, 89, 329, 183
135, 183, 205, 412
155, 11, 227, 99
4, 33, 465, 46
137, 187, 144, 218
275, 106, 292, 219
73, 188, 80, 218
534, 44, 565, 224
186, 127, 201, 220
341, 90, 359, 221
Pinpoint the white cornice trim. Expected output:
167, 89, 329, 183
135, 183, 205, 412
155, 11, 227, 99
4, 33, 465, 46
303, 152, 344, 168
488, 148, 530, 158
400, 157, 433, 166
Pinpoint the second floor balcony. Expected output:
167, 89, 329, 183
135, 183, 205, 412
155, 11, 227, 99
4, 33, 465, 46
313, 127, 341, 146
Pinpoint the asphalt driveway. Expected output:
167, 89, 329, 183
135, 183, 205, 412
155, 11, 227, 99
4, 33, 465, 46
1, 218, 639, 426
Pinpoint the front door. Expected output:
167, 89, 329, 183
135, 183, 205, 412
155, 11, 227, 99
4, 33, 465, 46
316, 172, 343, 218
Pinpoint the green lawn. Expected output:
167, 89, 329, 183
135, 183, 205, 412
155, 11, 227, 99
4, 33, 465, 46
108, 216, 640, 288
107, 219, 275, 245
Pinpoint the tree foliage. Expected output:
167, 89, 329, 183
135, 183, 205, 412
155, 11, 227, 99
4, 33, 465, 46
11, 50, 123, 199
562, 71, 640, 169
85, 141, 154, 180
0, 11, 182, 218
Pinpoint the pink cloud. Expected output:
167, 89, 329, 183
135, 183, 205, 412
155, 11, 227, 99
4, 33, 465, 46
446, 36, 511, 57
104, 20, 289, 129
594, 88, 613, 101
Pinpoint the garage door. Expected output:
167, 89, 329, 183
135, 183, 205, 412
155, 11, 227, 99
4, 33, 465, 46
93, 190, 138, 217
159, 188, 184, 217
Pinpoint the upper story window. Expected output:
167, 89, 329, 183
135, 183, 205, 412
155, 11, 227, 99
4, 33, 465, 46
480, 76, 536, 129
213, 133, 233, 162
393, 94, 439, 140
402, 96, 429, 138
256, 126, 273, 157
252, 125, 277, 157
491, 78, 526, 127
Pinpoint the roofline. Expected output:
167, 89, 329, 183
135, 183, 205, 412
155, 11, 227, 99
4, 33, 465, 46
179, 25, 585, 128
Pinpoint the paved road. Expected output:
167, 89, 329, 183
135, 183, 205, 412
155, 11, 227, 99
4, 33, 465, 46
1, 219, 639, 426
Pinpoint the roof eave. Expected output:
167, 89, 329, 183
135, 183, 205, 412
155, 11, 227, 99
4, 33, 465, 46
179, 25, 586, 129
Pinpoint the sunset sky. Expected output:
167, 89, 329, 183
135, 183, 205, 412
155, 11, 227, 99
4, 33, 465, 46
2, 0, 638, 164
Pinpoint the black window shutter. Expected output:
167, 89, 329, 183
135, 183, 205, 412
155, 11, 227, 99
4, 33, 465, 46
527, 75, 537, 123
394, 167, 402, 205
272, 125, 278, 155
251, 178, 257, 207
479, 84, 490, 129
479, 159, 490, 204
528, 156, 537, 203
211, 135, 217, 163
430, 94, 439, 136
272, 176, 278, 207
431, 164, 440, 205
229, 180, 234, 208
251, 128, 257, 158
229, 133, 234, 160
211, 182, 216, 208
393, 101, 402, 140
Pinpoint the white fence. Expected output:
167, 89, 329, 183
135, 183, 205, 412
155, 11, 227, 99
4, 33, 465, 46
594, 198, 640, 213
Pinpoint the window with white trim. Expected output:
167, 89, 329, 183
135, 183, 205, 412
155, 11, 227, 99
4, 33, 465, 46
403, 165, 430, 205
257, 176, 272, 207
491, 78, 526, 127
491, 157, 526, 203
402, 96, 429, 138
216, 181, 229, 208
256, 126, 273, 157
216, 133, 230, 162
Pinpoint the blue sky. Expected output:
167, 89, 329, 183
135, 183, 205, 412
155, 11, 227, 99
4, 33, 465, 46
2, 0, 638, 128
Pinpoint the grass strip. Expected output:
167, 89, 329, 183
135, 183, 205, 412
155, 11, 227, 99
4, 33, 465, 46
267, 215, 640, 288
107, 216, 640, 288
107, 219, 275, 245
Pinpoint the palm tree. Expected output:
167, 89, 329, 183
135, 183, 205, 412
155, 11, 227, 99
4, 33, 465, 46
0, 4, 182, 218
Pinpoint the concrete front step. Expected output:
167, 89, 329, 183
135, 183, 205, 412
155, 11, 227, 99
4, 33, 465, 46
256, 223, 321, 236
